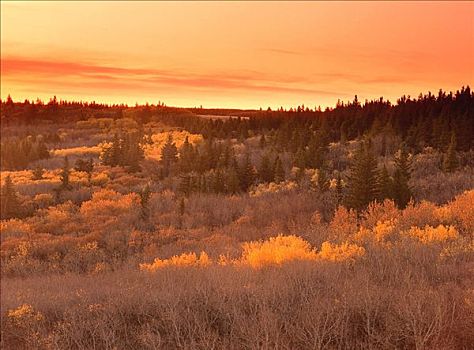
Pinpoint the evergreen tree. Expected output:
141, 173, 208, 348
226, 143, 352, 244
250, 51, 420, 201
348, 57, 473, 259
32, 166, 44, 180
273, 156, 285, 183
178, 174, 192, 196
59, 156, 72, 190
178, 136, 195, 173
443, 131, 459, 173
345, 139, 379, 211
124, 133, 144, 172
316, 168, 330, 192
259, 134, 266, 149
392, 145, 413, 209
293, 147, 306, 169
212, 169, 225, 193
258, 153, 274, 183
335, 173, 343, 203
35, 139, 50, 160
161, 134, 178, 176
139, 184, 151, 220
238, 153, 256, 191
86, 158, 94, 185
377, 165, 393, 201
102, 133, 121, 166
226, 167, 241, 194
0, 175, 22, 219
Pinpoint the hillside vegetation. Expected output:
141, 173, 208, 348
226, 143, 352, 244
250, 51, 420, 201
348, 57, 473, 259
1, 89, 473, 349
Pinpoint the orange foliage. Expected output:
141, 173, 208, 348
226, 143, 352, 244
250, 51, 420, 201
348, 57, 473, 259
405, 225, 459, 243
237, 235, 318, 268
143, 130, 202, 160
140, 251, 211, 271
329, 206, 358, 241
447, 190, 474, 235
318, 241, 365, 262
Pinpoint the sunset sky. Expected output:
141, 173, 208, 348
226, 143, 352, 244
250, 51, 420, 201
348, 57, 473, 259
1, 1, 473, 109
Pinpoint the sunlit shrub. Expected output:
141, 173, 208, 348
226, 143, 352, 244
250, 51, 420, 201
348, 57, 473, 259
249, 181, 298, 197
143, 130, 202, 160
7, 304, 43, 323
399, 201, 441, 231
237, 235, 318, 268
354, 219, 398, 244
329, 206, 358, 241
318, 241, 365, 262
0, 220, 33, 241
405, 225, 459, 244
51, 145, 102, 158
33, 193, 54, 209
140, 251, 211, 271
447, 190, 474, 235
32, 201, 80, 236
362, 200, 399, 230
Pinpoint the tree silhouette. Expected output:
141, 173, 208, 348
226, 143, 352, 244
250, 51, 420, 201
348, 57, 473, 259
0, 175, 21, 219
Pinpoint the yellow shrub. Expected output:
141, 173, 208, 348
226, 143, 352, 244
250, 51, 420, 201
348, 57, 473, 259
405, 224, 459, 243
249, 181, 298, 197
7, 304, 43, 322
140, 252, 211, 271
238, 235, 318, 268
143, 131, 203, 160
447, 190, 474, 235
1, 220, 33, 241
354, 219, 398, 244
51, 145, 102, 158
318, 241, 365, 262
373, 219, 396, 242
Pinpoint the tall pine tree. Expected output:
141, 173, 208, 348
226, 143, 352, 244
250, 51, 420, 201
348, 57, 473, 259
1, 175, 22, 219
345, 139, 379, 211
443, 131, 459, 173
392, 144, 412, 209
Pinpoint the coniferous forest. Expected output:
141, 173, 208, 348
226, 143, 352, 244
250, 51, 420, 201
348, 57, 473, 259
1, 87, 474, 349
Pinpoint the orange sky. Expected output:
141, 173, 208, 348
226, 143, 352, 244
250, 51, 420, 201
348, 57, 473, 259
1, 1, 473, 109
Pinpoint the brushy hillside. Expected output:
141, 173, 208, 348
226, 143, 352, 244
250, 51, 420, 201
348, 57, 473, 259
1, 90, 474, 349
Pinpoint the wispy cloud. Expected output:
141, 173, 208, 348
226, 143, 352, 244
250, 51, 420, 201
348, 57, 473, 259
1, 56, 344, 96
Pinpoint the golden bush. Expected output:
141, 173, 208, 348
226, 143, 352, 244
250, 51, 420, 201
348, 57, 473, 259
140, 251, 211, 271
318, 241, 365, 262
329, 206, 358, 241
7, 304, 43, 323
405, 225, 459, 243
237, 235, 318, 268
249, 181, 298, 197
447, 190, 474, 235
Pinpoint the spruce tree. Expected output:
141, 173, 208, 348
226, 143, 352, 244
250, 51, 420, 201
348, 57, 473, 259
258, 153, 274, 183
345, 139, 379, 211
238, 153, 256, 191
59, 156, 72, 190
178, 174, 192, 196
102, 133, 121, 166
0, 175, 22, 219
316, 168, 330, 192
178, 136, 195, 173
273, 156, 285, 183
32, 166, 44, 180
161, 134, 178, 176
226, 167, 240, 194
259, 134, 266, 149
377, 164, 393, 201
124, 133, 144, 172
392, 145, 412, 209
443, 131, 459, 173
35, 139, 50, 160
335, 173, 343, 204
139, 184, 151, 220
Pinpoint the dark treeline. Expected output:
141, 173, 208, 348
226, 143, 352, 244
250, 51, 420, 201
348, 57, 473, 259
2, 87, 472, 152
